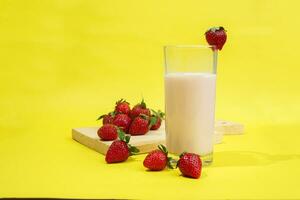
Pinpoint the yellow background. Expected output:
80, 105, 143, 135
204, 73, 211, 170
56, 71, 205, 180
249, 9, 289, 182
1, 0, 300, 199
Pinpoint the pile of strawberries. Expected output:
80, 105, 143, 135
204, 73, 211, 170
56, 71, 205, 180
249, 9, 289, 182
96, 98, 202, 179
97, 99, 164, 141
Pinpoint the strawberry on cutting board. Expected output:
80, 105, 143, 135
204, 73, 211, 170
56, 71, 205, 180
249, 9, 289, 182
97, 111, 115, 125
129, 114, 157, 135
113, 113, 132, 133
97, 124, 118, 141
205, 26, 227, 50
130, 99, 151, 118
115, 99, 130, 115
105, 129, 139, 163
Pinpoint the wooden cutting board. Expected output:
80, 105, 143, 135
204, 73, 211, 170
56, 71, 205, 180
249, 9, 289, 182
72, 121, 244, 155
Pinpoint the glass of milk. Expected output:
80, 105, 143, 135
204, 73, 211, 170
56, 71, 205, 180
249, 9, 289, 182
164, 45, 217, 165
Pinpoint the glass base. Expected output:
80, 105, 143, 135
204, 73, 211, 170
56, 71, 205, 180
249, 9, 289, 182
201, 152, 213, 166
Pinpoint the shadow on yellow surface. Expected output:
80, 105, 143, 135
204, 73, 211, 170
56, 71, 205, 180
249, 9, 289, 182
212, 151, 300, 168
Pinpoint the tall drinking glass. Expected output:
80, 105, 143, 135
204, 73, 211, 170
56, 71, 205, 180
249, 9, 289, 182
164, 45, 217, 165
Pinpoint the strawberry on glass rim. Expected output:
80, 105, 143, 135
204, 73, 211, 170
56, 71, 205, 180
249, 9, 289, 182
205, 26, 227, 51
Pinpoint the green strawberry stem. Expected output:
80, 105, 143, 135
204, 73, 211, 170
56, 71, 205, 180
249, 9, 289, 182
149, 116, 157, 128
117, 128, 140, 155
158, 144, 176, 169
96, 111, 115, 120
139, 114, 149, 119
139, 114, 157, 129
151, 109, 165, 119
167, 157, 177, 169
116, 98, 123, 104
176, 152, 187, 168
179, 152, 187, 158
116, 98, 129, 105
128, 144, 140, 155
140, 98, 146, 108
151, 109, 157, 115
117, 128, 126, 141
158, 144, 167, 153
96, 115, 105, 121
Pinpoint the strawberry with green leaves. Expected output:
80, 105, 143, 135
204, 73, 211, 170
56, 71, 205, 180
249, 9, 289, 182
150, 110, 165, 130
205, 26, 227, 51
129, 114, 156, 135
143, 144, 176, 171
105, 129, 139, 163
130, 99, 151, 118
177, 152, 202, 179
97, 111, 115, 125
115, 99, 130, 115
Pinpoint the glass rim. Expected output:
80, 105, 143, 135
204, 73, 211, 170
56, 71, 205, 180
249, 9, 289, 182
164, 44, 214, 49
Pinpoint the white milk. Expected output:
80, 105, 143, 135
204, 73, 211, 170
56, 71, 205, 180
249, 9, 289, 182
165, 72, 216, 156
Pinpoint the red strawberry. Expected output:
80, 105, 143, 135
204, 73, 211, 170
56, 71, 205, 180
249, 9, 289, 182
105, 129, 139, 163
97, 124, 118, 141
177, 152, 202, 179
115, 99, 130, 115
205, 26, 227, 50
150, 110, 165, 130
143, 144, 176, 171
128, 114, 156, 135
113, 113, 132, 133
97, 112, 115, 125
130, 99, 151, 118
